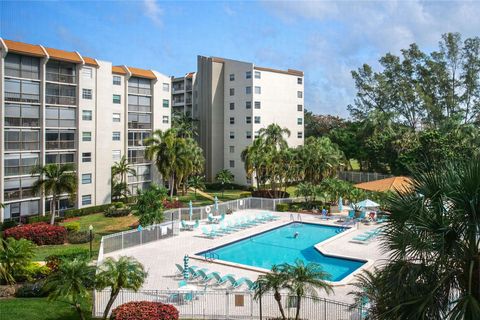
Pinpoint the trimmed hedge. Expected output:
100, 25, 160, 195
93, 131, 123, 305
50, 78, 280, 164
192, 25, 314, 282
4, 223, 67, 245
252, 190, 290, 199
0, 220, 18, 231
67, 230, 92, 244
111, 301, 179, 320
63, 222, 80, 233
63, 203, 111, 218
45, 247, 90, 271
276, 203, 289, 212
205, 182, 253, 192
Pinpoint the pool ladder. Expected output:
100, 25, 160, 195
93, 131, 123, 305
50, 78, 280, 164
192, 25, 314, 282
290, 213, 303, 226
204, 251, 219, 262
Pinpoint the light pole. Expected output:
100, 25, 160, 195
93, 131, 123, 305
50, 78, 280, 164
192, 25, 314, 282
89, 224, 93, 258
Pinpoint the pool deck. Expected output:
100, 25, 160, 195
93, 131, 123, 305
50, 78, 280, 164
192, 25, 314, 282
104, 209, 388, 303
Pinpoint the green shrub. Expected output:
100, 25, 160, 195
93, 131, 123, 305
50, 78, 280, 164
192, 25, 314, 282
67, 231, 92, 244
45, 247, 90, 271
114, 202, 126, 208
290, 204, 301, 212
104, 204, 131, 218
15, 262, 51, 283
27, 215, 64, 224
15, 280, 49, 298
63, 222, 80, 233
239, 192, 251, 198
0, 220, 18, 231
63, 203, 111, 218
276, 203, 289, 212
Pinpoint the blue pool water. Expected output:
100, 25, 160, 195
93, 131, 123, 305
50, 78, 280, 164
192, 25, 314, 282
198, 222, 365, 281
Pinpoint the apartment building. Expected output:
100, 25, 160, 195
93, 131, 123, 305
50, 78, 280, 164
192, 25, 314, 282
196, 56, 304, 185
0, 39, 171, 222
171, 72, 196, 116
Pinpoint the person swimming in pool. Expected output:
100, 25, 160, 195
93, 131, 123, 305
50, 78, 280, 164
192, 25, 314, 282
294, 231, 299, 238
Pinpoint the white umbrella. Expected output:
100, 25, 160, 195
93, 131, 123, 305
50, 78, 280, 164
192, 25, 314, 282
356, 199, 380, 209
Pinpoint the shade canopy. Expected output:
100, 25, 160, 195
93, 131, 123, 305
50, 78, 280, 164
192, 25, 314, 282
354, 176, 412, 193
356, 199, 380, 208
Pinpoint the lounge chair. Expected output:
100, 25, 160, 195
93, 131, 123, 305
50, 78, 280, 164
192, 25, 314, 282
196, 270, 220, 283
192, 219, 200, 229
176, 264, 199, 276
181, 220, 191, 231
188, 267, 208, 279
218, 213, 226, 223
201, 226, 217, 238
207, 214, 219, 224
212, 273, 235, 285
227, 276, 256, 290
178, 280, 187, 287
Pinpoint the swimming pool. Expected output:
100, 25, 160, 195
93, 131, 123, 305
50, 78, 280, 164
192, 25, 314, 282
198, 222, 365, 281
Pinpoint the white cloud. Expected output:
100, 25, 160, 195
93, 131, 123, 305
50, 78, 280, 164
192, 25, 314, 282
263, 0, 480, 117
143, 0, 163, 26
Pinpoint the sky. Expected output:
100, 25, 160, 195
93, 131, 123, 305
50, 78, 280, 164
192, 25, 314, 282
2, 0, 480, 117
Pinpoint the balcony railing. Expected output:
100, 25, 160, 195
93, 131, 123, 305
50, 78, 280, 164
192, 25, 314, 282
5, 165, 38, 177
128, 87, 151, 95
5, 141, 40, 151
172, 87, 185, 93
4, 188, 35, 201
46, 95, 77, 105
128, 105, 151, 113
46, 72, 76, 84
5, 117, 40, 127
5, 67, 40, 80
46, 140, 75, 150
128, 122, 152, 129
5, 92, 40, 103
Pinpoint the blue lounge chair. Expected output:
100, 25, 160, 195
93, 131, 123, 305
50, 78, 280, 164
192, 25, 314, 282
227, 276, 256, 289
207, 213, 217, 224
218, 213, 225, 223
178, 280, 187, 287
201, 226, 217, 238
188, 267, 208, 279
181, 220, 190, 231
212, 273, 235, 285
192, 219, 200, 229
196, 270, 220, 283
175, 264, 199, 276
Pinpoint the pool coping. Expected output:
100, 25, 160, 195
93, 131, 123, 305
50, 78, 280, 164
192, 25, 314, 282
190, 220, 374, 286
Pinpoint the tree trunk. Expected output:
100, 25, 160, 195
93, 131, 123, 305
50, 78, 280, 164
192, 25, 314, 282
50, 197, 56, 225
74, 302, 85, 320
274, 291, 287, 320
169, 175, 175, 198
295, 295, 301, 320
102, 290, 120, 320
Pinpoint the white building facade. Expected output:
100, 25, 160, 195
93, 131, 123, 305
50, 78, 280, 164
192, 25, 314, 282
0, 39, 171, 222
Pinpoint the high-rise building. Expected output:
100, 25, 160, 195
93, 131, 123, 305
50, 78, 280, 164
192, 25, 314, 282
171, 72, 196, 116
0, 39, 171, 222
195, 56, 304, 185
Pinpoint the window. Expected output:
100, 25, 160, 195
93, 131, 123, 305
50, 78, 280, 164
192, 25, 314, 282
246, 131, 252, 139
82, 195, 92, 206
5, 53, 40, 79
128, 113, 151, 129
45, 152, 75, 165
162, 116, 169, 124
128, 77, 151, 95
45, 129, 75, 150
246, 116, 252, 124
297, 77, 303, 84
82, 152, 92, 163
229, 131, 235, 139
82, 132, 92, 142
82, 68, 92, 79
254, 116, 261, 124
128, 149, 147, 164
246, 71, 251, 79
113, 76, 121, 85
229, 102, 235, 110
162, 83, 170, 92
297, 118, 303, 125
4, 153, 39, 177
297, 104, 303, 111
229, 117, 235, 125
297, 91, 303, 98
46, 60, 76, 84
4, 176, 37, 201
112, 150, 121, 161
297, 131, 303, 138
82, 110, 92, 121
230, 88, 235, 96
5, 128, 40, 151
113, 94, 121, 104
82, 174, 92, 184
255, 86, 261, 94
5, 103, 40, 127
45, 82, 76, 105
128, 131, 150, 147
229, 160, 235, 168
229, 74, 235, 81
229, 146, 235, 153
128, 95, 151, 112
5, 79, 40, 103
46, 107, 76, 127
112, 113, 121, 122
82, 89, 92, 100
254, 101, 261, 109
254, 71, 261, 79
112, 132, 121, 141
163, 99, 169, 108
246, 101, 252, 109
254, 130, 260, 138
246, 86, 252, 94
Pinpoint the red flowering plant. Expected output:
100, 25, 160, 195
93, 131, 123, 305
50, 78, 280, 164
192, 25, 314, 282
111, 301, 179, 320
162, 199, 183, 209
4, 222, 67, 245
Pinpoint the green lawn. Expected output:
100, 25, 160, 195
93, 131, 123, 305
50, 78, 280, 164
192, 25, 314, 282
205, 189, 249, 202
176, 191, 215, 206
34, 213, 138, 261
0, 297, 94, 320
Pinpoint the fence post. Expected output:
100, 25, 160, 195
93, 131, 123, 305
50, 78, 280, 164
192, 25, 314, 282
121, 232, 124, 250
226, 291, 229, 319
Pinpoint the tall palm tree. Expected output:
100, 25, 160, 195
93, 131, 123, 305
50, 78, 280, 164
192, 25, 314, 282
111, 156, 136, 202
95, 256, 147, 320
215, 169, 234, 198
350, 159, 480, 319
280, 260, 333, 320
45, 258, 95, 320
254, 266, 289, 320
258, 123, 291, 150
172, 111, 198, 138
32, 163, 77, 225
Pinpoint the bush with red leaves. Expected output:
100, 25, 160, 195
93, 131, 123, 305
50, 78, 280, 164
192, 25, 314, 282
162, 199, 183, 209
4, 222, 67, 245
111, 301, 179, 320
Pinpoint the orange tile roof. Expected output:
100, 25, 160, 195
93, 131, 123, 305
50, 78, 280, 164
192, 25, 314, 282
3, 39, 46, 57
127, 66, 156, 80
45, 47, 83, 63
354, 176, 413, 193
254, 66, 304, 77
186, 72, 195, 79
83, 56, 98, 67
112, 66, 127, 75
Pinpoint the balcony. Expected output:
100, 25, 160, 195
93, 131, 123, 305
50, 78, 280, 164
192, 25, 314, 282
46, 95, 77, 105
128, 122, 152, 129
5, 141, 40, 151
5, 67, 40, 80
5, 92, 40, 104
128, 87, 152, 95
46, 140, 75, 150
173, 99, 185, 106
128, 104, 152, 113
46, 72, 76, 84
172, 86, 185, 93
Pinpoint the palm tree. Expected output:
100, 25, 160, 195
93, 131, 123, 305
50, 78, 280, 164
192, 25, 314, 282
215, 169, 234, 198
172, 111, 198, 138
0, 238, 35, 285
45, 258, 95, 320
111, 156, 136, 202
188, 175, 205, 199
95, 256, 147, 320
258, 123, 291, 150
254, 266, 289, 320
350, 159, 480, 319
133, 184, 167, 226
32, 163, 77, 225
280, 260, 333, 320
